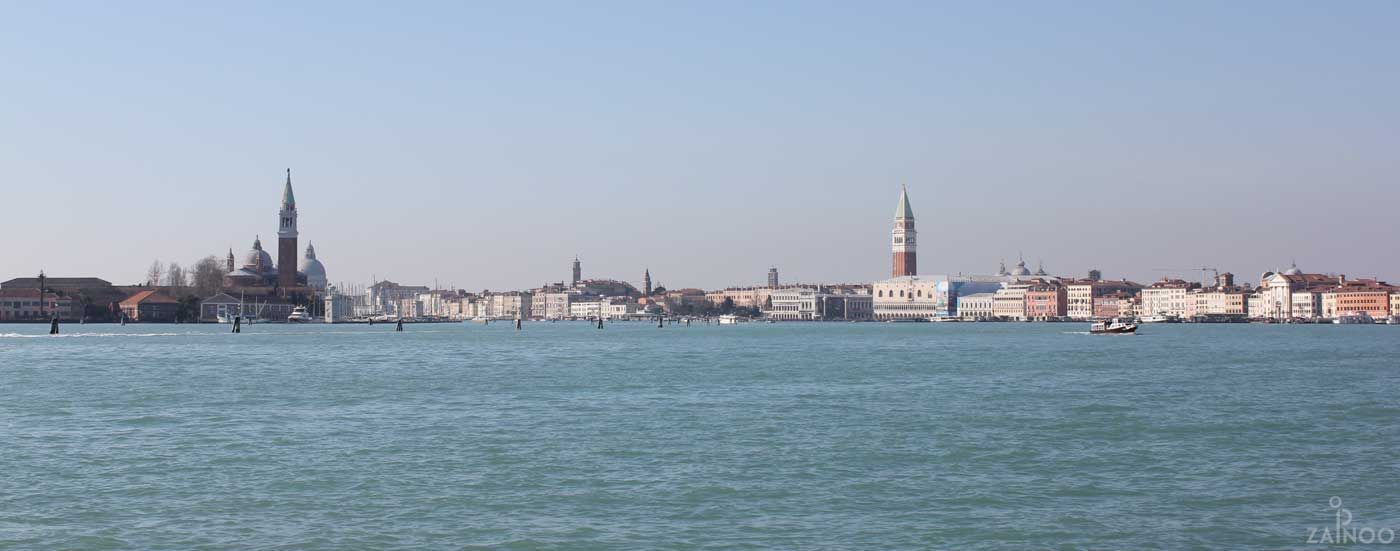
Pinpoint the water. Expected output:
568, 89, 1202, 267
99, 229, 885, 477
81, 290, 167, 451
2, 322, 1398, 549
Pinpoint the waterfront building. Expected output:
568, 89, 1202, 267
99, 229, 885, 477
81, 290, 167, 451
198, 293, 243, 322
569, 300, 602, 319
1185, 287, 1251, 320
661, 288, 708, 312
1320, 278, 1396, 319
322, 286, 356, 322
1141, 279, 1199, 319
540, 291, 574, 320
1025, 283, 1068, 320
1291, 291, 1323, 320
366, 281, 430, 318
767, 287, 872, 321
0, 289, 79, 321
768, 267, 780, 288
1392, 293, 1400, 317
1092, 292, 1138, 319
891, 187, 916, 277
992, 282, 1034, 320
604, 300, 639, 318
119, 290, 178, 322
1, 276, 112, 293
957, 293, 996, 320
705, 287, 773, 310
1066, 279, 1142, 320
1254, 264, 1335, 320
873, 275, 946, 320
483, 291, 532, 319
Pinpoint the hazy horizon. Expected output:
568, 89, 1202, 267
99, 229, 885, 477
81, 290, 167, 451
3, 1, 1397, 290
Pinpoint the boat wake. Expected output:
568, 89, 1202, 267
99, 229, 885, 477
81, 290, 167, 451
0, 332, 183, 339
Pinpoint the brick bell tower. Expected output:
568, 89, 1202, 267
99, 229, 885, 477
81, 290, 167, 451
277, 168, 298, 290
891, 186, 916, 277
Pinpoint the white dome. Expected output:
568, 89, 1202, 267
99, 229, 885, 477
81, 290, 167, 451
300, 243, 327, 289
243, 237, 274, 273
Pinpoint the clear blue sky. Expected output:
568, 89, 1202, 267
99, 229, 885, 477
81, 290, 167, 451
3, 1, 1397, 290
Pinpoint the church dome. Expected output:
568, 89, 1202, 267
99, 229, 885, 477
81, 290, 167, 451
243, 237, 275, 273
1012, 259, 1031, 276
300, 243, 327, 289
1282, 263, 1301, 276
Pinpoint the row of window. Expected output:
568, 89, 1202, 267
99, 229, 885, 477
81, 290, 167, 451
876, 289, 933, 298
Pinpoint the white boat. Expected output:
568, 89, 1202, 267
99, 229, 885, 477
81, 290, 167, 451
216, 312, 235, 324
1139, 314, 1178, 324
1334, 312, 1374, 325
287, 306, 314, 323
717, 315, 743, 325
1090, 319, 1138, 334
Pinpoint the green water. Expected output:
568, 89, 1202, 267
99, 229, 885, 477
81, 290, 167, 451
2, 322, 1397, 549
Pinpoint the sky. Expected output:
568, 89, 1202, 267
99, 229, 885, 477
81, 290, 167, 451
2, 1, 1397, 290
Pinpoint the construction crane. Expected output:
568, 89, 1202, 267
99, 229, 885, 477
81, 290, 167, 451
1152, 267, 1220, 287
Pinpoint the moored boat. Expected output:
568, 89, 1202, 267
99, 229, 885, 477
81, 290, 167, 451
287, 306, 314, 323
1333, 312, 1374, 325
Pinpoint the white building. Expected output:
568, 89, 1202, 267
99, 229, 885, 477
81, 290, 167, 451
482, 291, 532, 319
569, 300, 601, 319
992, 283, 1032, 321
873, 275, 949, 320
540, 291, 574, 320
1140, 279, 1197, 319
957, 293, 996, 320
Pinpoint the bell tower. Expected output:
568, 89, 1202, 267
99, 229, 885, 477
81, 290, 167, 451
277, 168, 299, 290
892, 186, 916, 277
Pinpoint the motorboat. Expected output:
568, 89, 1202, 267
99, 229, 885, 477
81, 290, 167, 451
1090, 319, 1138, 334
717, 315, 743, 325
1333, 312, 1374, 325
1138, 314, 1178, 323
287, 306, 315, 323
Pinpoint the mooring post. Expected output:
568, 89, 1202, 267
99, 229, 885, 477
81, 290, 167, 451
396, 318, 404, 332
49, 318, 59, 335
232, 316, 241, 333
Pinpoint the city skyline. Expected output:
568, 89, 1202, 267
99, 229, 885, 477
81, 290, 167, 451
3, 2, 1398, 289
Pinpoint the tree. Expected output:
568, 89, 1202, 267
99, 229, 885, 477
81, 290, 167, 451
191, 255, 227, 297
166, 262, 187, 289
146, 260, 164, 286
720, 297, 736, 314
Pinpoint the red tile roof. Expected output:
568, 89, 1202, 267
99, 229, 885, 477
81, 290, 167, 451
120, 290, 178, 306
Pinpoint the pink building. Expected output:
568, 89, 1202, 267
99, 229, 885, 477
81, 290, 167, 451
1024, 284, 1067, 320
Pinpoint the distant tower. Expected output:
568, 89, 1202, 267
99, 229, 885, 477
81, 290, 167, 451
1087, 268, 1102, 281
891, 186, 916, 277
226, 248, 236, 273
768, 267, 779, 288
277, 168, 299, 290
643, 268, 652, 295
1217, 272, 1235, 288
571, 256, 582, 285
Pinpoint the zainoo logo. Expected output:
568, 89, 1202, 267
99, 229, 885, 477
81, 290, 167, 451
1307, 497, 1396, 545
